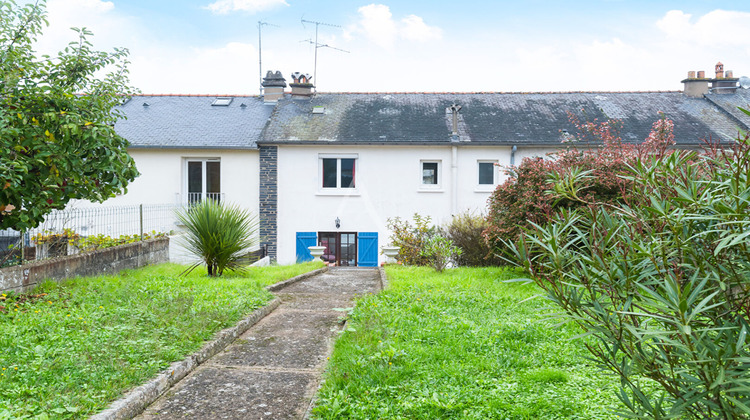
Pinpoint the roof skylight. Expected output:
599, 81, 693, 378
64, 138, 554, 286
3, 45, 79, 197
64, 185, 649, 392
212, 97, 233, 106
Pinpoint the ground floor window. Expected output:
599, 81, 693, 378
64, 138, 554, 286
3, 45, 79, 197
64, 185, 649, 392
319, 232, 357, 266
295, 231, 378, 267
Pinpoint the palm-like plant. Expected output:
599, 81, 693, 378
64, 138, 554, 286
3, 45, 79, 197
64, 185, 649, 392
175, 199, 259, 277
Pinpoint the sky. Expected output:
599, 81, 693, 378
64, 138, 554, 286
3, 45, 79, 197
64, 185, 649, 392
32, 0, 750, 95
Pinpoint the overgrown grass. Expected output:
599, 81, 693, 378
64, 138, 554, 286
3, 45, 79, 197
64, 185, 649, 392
313, 266, 623, 419
0, 261, 323, 419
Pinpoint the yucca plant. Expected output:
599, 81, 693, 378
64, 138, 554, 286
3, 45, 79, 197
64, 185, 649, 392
175, 199, 259, 277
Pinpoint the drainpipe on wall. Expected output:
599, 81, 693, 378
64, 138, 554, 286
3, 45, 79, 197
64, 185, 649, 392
510, 145, 517, 166
451, 145, 458, 215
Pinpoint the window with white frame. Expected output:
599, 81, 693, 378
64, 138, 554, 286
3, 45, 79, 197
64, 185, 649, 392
320, 155, 357, 189
420, 160, 441, 188
478, 160, 498, 185
186, 158, 221, 203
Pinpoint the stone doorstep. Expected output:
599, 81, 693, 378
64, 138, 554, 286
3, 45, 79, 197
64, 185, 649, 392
89, 266, 330, 420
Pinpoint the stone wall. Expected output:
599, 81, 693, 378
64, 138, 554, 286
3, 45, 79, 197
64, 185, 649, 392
259, 145, 278, 261
0, 237, 169, 294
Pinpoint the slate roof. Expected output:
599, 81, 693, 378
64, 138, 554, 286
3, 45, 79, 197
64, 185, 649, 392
115, 95, 272, 149
260, 91, 748, 146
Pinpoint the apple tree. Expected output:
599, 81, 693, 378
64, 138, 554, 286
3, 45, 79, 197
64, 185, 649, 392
0, 0, 139, 230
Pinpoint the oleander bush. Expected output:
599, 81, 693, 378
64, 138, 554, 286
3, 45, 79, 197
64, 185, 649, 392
507, 130, 750, 418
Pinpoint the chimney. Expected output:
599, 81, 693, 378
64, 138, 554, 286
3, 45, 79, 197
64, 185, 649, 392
710, 61, 739, 95
261, 70, 286, 103
682, 69, 709, 98
290, 72, 314, 98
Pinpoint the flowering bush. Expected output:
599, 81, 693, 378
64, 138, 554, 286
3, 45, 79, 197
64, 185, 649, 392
485, 112, 675, 258
386, 214, 435, 266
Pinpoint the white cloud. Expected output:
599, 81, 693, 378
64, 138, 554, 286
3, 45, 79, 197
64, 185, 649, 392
39, 0, 128, 52
129, 42, 259, 94
204, 0, 289, 15
400, 15, 442, 42
657, 9, 750, 47
357, 4, 398, 48
354, 4, 442, 49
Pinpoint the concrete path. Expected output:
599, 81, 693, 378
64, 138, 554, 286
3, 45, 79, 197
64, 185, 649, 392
134, 267, 381, 420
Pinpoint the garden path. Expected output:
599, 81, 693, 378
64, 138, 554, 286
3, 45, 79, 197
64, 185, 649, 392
134, 267, 381, 420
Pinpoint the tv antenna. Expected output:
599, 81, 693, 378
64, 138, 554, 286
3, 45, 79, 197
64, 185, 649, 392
258, 20, 279, 95
301, 18, 349, 91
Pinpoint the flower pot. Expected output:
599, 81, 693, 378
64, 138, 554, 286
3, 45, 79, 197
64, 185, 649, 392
382, 246, 400, 264
308, 245, 327, 260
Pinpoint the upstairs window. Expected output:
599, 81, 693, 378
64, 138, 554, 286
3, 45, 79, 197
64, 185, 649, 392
420, 160, 441, 189
186, 159, 221, 203
320, 155, 357, 189
478, 161, 497, 185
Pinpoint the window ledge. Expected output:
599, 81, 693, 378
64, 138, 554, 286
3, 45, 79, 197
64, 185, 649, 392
316, 189, 361, 197
418, 188, 444, 193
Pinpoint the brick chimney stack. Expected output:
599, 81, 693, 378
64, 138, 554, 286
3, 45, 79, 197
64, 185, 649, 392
682, 62, 739, 97
682, 69, 709, 97
710, 61, 739, 94
261, 70, 287, 103
290, 72, 314, 98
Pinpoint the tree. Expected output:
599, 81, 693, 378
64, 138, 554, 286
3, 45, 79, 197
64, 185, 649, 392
0, 0, 139, 230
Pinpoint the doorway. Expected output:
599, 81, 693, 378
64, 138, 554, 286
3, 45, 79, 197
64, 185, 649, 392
318, 232, 357, 266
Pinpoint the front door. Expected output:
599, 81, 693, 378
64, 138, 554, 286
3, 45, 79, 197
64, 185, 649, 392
319, 232, 357, 266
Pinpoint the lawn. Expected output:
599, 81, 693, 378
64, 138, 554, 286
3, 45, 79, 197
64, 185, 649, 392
312, 265, 624, 419
0, 261, 323, 420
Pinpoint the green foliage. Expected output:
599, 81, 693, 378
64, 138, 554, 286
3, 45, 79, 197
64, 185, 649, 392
312, 266, 625, 419
0, 262, 322, 419
0, 0, 139, 231
485, 113, 674, 259
509, 134, 750, 418
386, 213, 435, 266
73, 231, 166, 252
387, 214, 462, 271
175, 200, 259, 277
419, 234, 461, 273
444, 211, 501, 267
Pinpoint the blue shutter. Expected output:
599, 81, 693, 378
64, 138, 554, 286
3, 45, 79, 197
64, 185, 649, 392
296, 232, 317, 263
357, 232, 378, 267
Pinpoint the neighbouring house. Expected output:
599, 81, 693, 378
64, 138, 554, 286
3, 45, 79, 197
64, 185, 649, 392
84, 63, 750, 266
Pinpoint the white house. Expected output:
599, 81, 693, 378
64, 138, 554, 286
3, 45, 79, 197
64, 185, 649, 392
91, 64, 750, 266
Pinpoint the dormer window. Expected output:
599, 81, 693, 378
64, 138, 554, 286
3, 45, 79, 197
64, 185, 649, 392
212, 97, 233, 106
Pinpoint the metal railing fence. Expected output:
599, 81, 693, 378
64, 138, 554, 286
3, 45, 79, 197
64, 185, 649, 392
0, 204, 182, 267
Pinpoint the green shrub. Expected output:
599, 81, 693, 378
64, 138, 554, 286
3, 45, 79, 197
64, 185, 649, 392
175, 200, 259, 277
419, 234, 461, 272
485, 113, 674, 258
386, 213, 435, 266
509, 133, 750, 418
444, 211, 500, 266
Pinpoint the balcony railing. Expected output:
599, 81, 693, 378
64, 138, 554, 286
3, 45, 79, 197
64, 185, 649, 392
187, 192, 224, 205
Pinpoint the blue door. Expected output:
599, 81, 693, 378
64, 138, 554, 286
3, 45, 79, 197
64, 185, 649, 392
296, 232, 317, 263
357, 232, 378, 267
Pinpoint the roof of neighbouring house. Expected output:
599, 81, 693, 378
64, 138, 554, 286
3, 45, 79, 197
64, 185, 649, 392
258, 91, 748, 146
115, 95, 272, 149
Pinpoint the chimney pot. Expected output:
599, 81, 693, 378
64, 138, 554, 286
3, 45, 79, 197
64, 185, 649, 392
726, 70, 734, 78
290, 72, 314, 97
715, 62, 724, 78
261, 70, 287, 103
697, 70, 705, 78
687, 70, 696, 79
